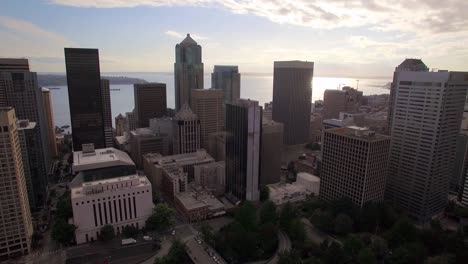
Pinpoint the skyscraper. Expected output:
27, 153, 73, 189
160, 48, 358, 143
386, 61, 468, 222
260, 119, 283, 185
42, 88, 58, 157
64, 48, 105, 151
320, 127, 390, 207
0, 107, 33, 260
323, 87, 363, 119
173, 103, 201, 154
0, 58, 49, 207
0, 59, 29, 107
17, 119, 38, 208
191, 89, 224, 148
225, 99, 261, 202
115, 113, 126, 137
101, 79, 113, 148
134, 83, 167, 128
211, 65, 240, 103
272, 61, 313, 145
174, 34, 203, 110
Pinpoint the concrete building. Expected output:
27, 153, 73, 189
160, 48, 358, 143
0, 58, 49, 207
129, 128, 170, 168
173, 103, 201, 154
206, 131, 226, 161
194, 161, 226, 196
320, 127, 390, 208
42, 88, 58, 157
309, 113, 323, 143
143, 150, 214, 196
260, 119, 283, 185
296, 172, 320, 195
115, 114, 125, 137
125, 110, 137, 133
0, 59, 29, 107
175, 190, 225, 222
263, 102, 273, 121
101, 79, 113, 148
64, 48, 106, 151
191, 89, 224, 148
272, 61, 313, 145
211, 65, 240, 103
323, 86, 362, 119
386, 63, 468, 222
268, 184, 308, 206
0, 107, 33, 260
451, 134, 468, 195
225, 99, 261, 202
134, 83, 167, 128
462, 170, 468, 207
70, 145, 153, 244
174, 34, 203, 110
17, 120, 38, 208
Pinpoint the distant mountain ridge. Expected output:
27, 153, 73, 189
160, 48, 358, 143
37, 74, 148, 86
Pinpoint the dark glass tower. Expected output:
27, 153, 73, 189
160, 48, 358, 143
65, 48, 105, 151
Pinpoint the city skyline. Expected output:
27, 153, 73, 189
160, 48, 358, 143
0, 1, 467, 77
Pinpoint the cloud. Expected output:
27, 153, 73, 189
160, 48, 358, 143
50, 0, 468, 35
0, 16, 73, 71
165, 30, 207, 40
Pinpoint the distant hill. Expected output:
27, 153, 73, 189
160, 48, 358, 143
38, 74, 148, 86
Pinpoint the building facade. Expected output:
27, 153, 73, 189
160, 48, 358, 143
0, 59, 49, 207
260, 119, 283, 185
320, 127, 390, 208
42, 88, 58, 157
191, 89, 224, 148
64, 48, 105, 151
0, 108, 33, 260
206, 131, 226, 162
225, 99, 261, 202
17, 120, 38, 208
134, 83, 167, 128
386, 66, 468, 222
194, 161, 226, 195
115, 114, 125, 137
174, 34, 203, 110
211, 65, 240, 103
323, 87, 362, 119
70, 146, 153, 244
272, 61, 313, 145
125, 110, 137, 133
129, 128, 170, 168
101, 79, 113, 148
173, 104, 201, 154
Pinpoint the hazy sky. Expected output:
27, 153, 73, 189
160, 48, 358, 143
1, 0, 467, 77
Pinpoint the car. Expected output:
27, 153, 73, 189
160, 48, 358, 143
143, 236, 152, 241
171, 230, 176, 236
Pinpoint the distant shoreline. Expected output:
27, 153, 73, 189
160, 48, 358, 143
38, 74, 148, 86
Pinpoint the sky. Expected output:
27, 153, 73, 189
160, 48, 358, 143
0, 0, 467, 77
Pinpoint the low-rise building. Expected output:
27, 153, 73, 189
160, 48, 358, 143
296, 172, 320, 195
70, 145, 153, 244
268, 184, 308, 205
174, 190, 225, 222
194, 161, 225, 196
129, 128, 170, 168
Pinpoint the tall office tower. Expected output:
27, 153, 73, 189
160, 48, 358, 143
320, 127, 390, 207
134, 83, 167, 128
42, 88, 58, 157
0, 59, 29, 107
174, 34, 203, 110
323, 86, 363, 119
263, 102, 273, 121
125, 110, 137, 133
0, 108, 33, 260
191, 89, 224, 148
386, 63, 468, 222
101, 79, 113, 148
272, 61, 313, 145
173, 103, 201, 154
211, 65, 240, 103
64, 48, 105, 151
225, 99, 261, 202
17, 120, 38, 208
0, 58, 49, 207
115, 114, 126, 137
260, 119, 283, 185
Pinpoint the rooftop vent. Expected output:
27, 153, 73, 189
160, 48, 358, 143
82, 143, 95, 154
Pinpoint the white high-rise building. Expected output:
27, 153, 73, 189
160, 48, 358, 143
386, 59, 468, 222
70, 145, 153, 244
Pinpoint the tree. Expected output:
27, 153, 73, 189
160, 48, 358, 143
384, 217, 418, 248
280, 202, 297, 231
358, 247, 377, 264
235, 201, 257, 231
100, 225, 115, 242
334, 213, 353, 235
370, 236, 388, 259
260, 185, 270, 202
260, 200, 278, 225
123, 225, 138, 238
52, 219, 76, 245
56, 191, 73, 220
146, 203, 175, 231
323, 242, 346, 264
200, 222, 214, 244
359, 202, 379, 232
154, 240, 190, 264
330, 197, 356, 218
258, 222, 278, 256
343, 235, 365, 262
279, 250, 302, 264
311, 209, 334, 233
288, 218, 306, 246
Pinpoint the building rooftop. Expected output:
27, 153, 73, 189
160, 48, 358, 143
174, 103, 198, 120
144, 149, 214, 166
16, 120, 36, 130
326, 126, 390, 141
213, 65, 239, 72
71, 174, 150, 199
274, 60, 314, 69
297, 172, 320, 182
175, 190, 224, 211
396, 58, 429, 72
73, 147, 135, 172
161, 164, 185, 180
180, 34, 198, 46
